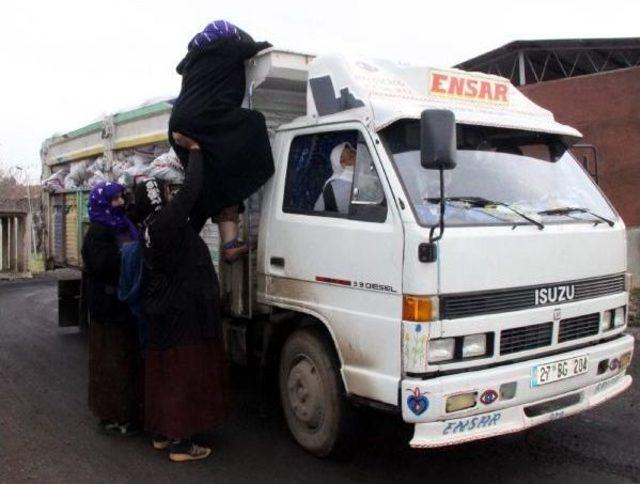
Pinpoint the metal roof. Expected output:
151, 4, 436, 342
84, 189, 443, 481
455, 38, 640, 85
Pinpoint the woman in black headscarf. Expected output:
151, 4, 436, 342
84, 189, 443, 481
168, 20, 274, 263
136, 132, 230, 462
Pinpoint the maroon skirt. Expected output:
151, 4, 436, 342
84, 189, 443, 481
88, 320, 142, 423
144, 339, 231, 439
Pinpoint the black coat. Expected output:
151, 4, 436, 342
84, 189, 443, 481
169, 35, 275, 226
81, 224, 131, 324
141, 150, 221, 350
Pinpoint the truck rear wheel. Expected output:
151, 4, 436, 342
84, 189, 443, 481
278, 328, 349, 457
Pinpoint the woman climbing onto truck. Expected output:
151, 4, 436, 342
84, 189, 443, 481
169, 20, 274, 263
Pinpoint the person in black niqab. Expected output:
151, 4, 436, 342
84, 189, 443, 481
168, 20, 274, 263
135, 132, 230, 462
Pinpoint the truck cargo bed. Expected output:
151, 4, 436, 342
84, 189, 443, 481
41, 49, 314, 318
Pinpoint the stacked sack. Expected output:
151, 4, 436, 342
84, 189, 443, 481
116, 148, 184, 187
146, 149, 185, 185
86, 157, 110, 186
42, 146, 184, 192
118, 152, 152, 187
63, 161, 89, 189
42, 167, 69, 192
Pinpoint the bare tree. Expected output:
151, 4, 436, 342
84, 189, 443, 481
0, 166, 19, 206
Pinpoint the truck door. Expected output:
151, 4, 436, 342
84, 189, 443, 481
264, 124, 404, 405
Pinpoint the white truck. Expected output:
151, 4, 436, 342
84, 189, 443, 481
41, 49, 634, 456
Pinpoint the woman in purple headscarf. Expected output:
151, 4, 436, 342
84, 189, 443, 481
81, 181, 141, 436
169, 20, 274, 263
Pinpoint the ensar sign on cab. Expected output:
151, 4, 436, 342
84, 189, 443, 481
429, 70, 510, 104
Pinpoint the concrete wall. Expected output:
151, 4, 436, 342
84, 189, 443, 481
520, 67, 640, 286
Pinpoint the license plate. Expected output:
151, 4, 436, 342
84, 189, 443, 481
532, 355, 589, 387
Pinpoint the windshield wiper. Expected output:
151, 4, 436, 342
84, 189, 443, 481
537, 206, 615, 227
427, 196, 545, 230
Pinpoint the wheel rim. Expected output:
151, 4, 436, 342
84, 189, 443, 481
286, 355, 324, 430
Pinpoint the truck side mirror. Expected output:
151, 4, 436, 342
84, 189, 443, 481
420, 109, 457, 170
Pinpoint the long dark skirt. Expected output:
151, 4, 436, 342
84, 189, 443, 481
88, 320, 142, 423
144, 339, 231, 439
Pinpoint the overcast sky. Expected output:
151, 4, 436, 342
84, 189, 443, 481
0, 0, 637, 182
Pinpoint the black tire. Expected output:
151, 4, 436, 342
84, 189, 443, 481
278, 327, 349, 457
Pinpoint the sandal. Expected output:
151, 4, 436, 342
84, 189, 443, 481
169, 443, 212, 462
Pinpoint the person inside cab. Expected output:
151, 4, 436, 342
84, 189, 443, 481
314, 142, 356, 214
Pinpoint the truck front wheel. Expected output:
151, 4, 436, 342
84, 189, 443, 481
278, 328, 349, 457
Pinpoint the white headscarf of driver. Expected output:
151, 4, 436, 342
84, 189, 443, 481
324, 142, 355, 188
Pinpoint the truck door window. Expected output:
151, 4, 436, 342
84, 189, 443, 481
352, 138, 385, 205
348, 134, 387, 222
314, 140, 355, 214
283, 130, 386, 222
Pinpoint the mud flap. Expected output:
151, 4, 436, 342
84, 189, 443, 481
224, 318, 249, 366
58, 278, 83, 327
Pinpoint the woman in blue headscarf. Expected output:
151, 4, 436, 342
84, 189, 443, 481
82, 181, 141, 436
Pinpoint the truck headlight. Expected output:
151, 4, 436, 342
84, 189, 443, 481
601, 310, 612, 331
613, 307, 626, 327
462, 334, 487, 358
428, 338, 455, 362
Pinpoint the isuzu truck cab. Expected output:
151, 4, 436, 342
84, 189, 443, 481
42, 49, 634, 457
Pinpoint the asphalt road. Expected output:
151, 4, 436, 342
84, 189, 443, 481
1, 279, 639, 484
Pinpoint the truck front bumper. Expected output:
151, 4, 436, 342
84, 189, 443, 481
401, 334, 634, 448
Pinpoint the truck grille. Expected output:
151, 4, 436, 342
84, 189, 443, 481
441, 274, 624, 319
558, 313, 600, 343
500, 322, 553, 355
499, 313, 601, 356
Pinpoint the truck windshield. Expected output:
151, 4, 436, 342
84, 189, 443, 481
380, 120, 617, 227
